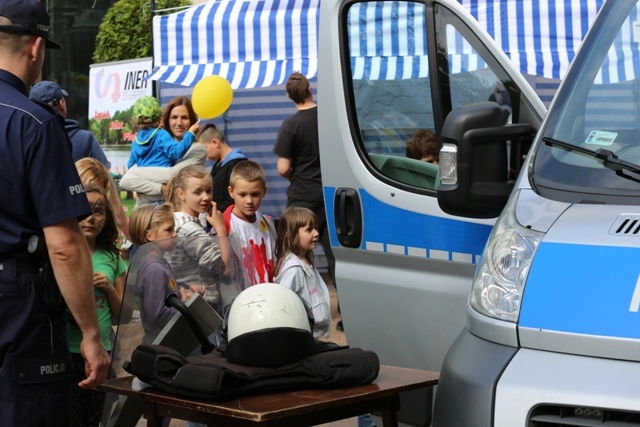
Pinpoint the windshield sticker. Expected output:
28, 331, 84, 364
585, 130, 617, 146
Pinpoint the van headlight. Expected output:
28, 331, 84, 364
470, 191, 543, 322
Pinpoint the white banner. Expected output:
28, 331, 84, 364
89, 58, 153, 147
89, 57, 153, 120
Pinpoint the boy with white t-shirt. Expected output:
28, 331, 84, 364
223, 160, 277, 285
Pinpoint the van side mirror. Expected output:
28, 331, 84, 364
437, 102, 532, 218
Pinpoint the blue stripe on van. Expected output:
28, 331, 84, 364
520, 242, 640, 339
325, 187, 492, 262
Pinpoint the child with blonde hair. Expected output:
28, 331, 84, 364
128, 203, 205, 342
274, 206, 331, 338
165, 165, 230, 313
76, 157, 130, 241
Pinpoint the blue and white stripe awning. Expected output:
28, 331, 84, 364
149, 0, 605, 88
348, 2, 428, 80
347, 2, 489, 80
596, 4, 640, 84
149, 0, 319, 89
460, 0, 605, 80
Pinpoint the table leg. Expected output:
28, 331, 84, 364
380, 408, 399, 427
378, 395, 402, 427
143, 402, 165, 427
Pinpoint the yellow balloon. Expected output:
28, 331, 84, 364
191, 75, 233, 119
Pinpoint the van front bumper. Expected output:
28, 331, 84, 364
494, 347, 640, 426
432, 328, 517, 427
434, 327, 640, 427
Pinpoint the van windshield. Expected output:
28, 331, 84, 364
532, 1, 640, 204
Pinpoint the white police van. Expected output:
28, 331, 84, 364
432, 1, 640, 425
317, 0, 546, 424
319, 0, 640, 424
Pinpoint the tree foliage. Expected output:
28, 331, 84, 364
93, 0, 191, 63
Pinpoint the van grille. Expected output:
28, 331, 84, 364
528, 404, 640, 426
611, 215, 640, 235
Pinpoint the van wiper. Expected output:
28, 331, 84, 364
543, 136, 640, 175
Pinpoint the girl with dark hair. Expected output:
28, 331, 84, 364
162, 95, 198, 140
68, 183, 128, 426
274, 206, 331, 338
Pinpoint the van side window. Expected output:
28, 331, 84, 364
345, 1, 509, 192
444, 24, 510, 121
346, 1, 438, 190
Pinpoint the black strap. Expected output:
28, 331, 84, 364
3, 257, 41, 271
0, 257, 43, 283
1, 258, 17, 284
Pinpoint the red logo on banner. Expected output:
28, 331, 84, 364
123, 132, 136, 142
93, 111, 111, 120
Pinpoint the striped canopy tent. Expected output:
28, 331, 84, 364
346, 0, 619, 82
149, 0, 615, 89
346, 1, 490, 80
149, 0, 319, 89
461, 0, 605, 80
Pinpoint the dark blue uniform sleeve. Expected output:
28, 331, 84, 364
27, 115, 91, 227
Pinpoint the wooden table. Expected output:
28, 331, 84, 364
99, 365, 439, 427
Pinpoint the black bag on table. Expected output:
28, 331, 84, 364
125, 341, 380, 401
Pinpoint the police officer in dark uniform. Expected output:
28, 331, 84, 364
0, 1, 110, 424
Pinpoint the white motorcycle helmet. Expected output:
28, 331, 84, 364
224, 283, 316, 367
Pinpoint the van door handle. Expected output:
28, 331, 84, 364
334, 187, 362, 248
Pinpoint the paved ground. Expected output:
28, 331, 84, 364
125, 276, 360, 427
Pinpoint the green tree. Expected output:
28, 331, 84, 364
93, 0, 191, 63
